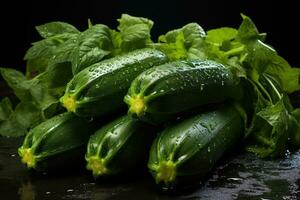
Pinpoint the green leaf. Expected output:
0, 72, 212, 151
117, 14, 153, 32
206, 27, 238, 46
265, 55, 300, 93
120, 23, 152, 51
237, 14, 265, 42
41, 62, 73, 89
13, 101, 42, 129
36, 22, 79, 38
0, 98, 27, 137
71, 24, 112, 74
288, 109, 300, 147
0, 68, 30, 100
24, 33, 78, 77
114, 14, 154, 53
48, 34, 79, 65
205, 27, 245, 65
157, 23, 206, 60
247, 99, 289, 158
0, 63, 72, 137
0, 115, 27, 137
24, 33, 74, 60
0, 97, 13, 121
244, 40, 276, 73
25, 58, 48, 78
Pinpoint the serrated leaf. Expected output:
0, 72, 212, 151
36, 21, 79, 38
157, 23, 206, 60
48, 34, 79, 66
71, 24, 112, 74
24, 33, 78, 77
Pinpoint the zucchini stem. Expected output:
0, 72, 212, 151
86, 156, 108, 177
154, 160, 176, 185
18, 148, 36, 169
127, 95, 146, 117
60, 95, 76, 113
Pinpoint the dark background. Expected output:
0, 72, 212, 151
0, 0, 299, 71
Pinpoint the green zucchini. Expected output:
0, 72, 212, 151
148, 105, 244, 188
60, 48, 167, 117
86, 115, 157, 177
18, 112, 97, 171
125, 60, 241, 124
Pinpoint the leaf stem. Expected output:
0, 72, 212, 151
263, 74, 282, 100
224, 45, 245, 57
255, 80, 273, 103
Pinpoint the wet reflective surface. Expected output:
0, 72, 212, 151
1, 137, 299, 200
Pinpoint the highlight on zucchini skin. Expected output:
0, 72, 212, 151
148, 105, 244, 188
85, 115, 157, 178
125, 60, 242, 124
60, 48, 168, 117
18, 112, 97, 171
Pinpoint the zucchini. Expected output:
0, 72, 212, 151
60, 48, 167, 117
148, 105, 244, 188
86, 115, 157, 177
18, 112, 97, 171
125, 60, 241, 124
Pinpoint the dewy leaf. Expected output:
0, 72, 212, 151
24, 33, 75, 60
24, 33, 78, 77
157, 23, 206, 60
36, 21, 79, 38
71, 24, 112, 74
48, 34, 79, 65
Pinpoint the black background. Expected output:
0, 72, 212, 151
0, 0, 299, 71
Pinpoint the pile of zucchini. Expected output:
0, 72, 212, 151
1, 13, 300, 191
19, 48, 243, 188
19, 48, 243, 187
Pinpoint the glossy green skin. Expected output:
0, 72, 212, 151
19, 112, 96, 171
86, 115, 157, 177
63, 48, 167, 117
148, 105, 244, 188
125, 60, 241, 124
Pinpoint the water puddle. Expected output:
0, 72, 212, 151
0, 137, 299, 200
